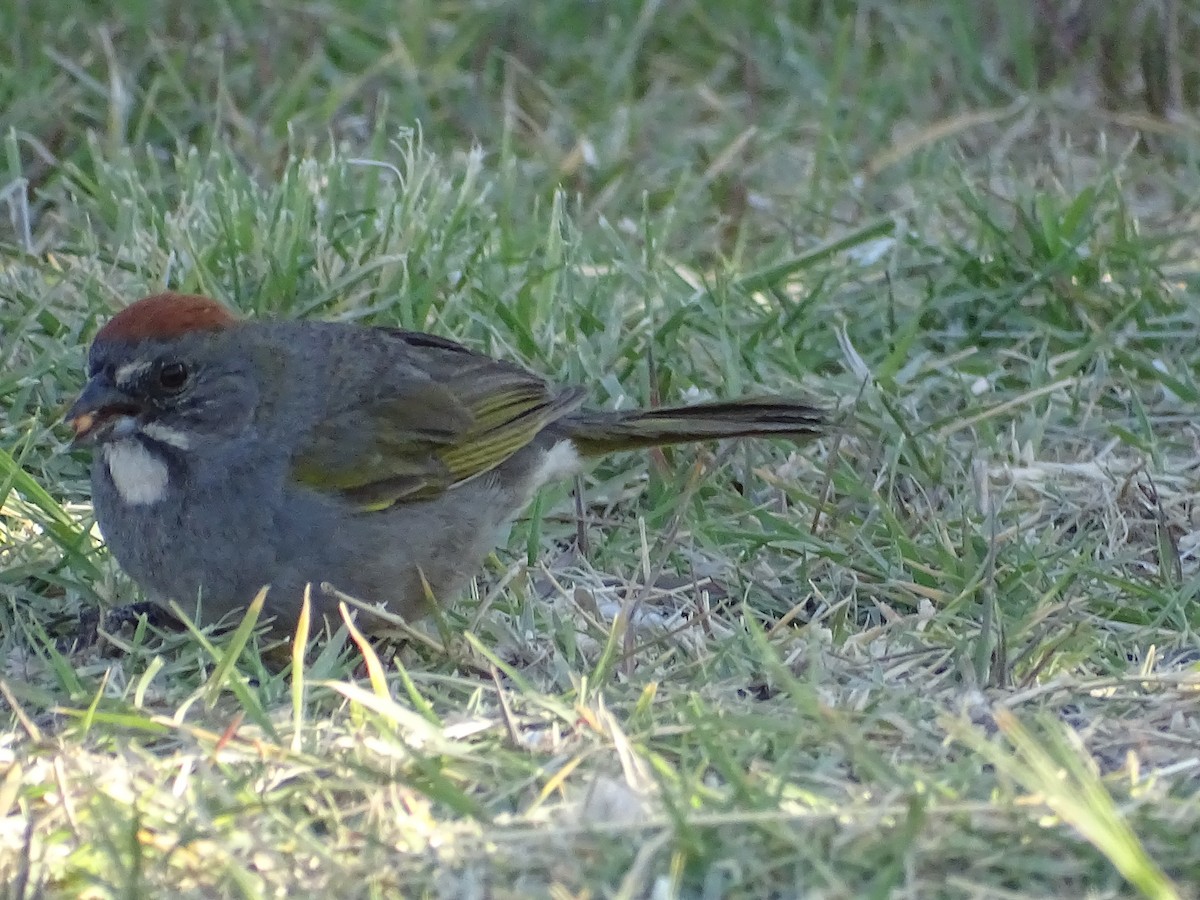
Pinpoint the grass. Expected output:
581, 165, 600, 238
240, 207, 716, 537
3, 0, 1200, 896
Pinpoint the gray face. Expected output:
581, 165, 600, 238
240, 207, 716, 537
68, 332, 264, 458
65, 331, 273, 510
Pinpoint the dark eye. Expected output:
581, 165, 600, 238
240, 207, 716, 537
157, 362, 189, 392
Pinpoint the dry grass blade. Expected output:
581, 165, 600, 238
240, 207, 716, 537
953, 709, 1181, 900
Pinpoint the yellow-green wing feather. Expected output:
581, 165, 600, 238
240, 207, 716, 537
290, 328, 582, 510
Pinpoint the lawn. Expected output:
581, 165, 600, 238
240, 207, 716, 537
3, 1, 1200, 897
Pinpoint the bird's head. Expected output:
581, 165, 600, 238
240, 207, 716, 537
66, 293, 265, 503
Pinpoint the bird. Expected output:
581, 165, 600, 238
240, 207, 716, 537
64, 292, 825, 636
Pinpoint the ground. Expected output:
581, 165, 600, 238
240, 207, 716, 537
2, 1, 1200, 897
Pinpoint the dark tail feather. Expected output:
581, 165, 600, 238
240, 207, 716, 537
559, 397, 825, 456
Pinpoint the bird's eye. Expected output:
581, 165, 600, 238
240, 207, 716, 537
157, 362, 189, 392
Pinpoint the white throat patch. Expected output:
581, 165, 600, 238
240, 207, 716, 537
103, 440, 169, 506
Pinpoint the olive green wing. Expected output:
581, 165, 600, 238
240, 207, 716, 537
290, 329, 584, 510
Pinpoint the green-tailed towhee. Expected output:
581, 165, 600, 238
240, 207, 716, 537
65, 292, 825, 635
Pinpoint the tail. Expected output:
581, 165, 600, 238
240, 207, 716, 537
558, 397, 825, 456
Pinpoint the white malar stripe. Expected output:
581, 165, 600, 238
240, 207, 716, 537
532, 440, 583, 487
114, 360, 153, 388
103, 440, 169, 506
141, 421, 192, 449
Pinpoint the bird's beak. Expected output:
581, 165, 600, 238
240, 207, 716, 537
65, 379, 142, 447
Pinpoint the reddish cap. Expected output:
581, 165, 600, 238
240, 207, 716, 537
96, 293, 238, 342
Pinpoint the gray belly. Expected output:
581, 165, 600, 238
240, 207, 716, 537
91, 458, 278, 624
90, 441, 549, 633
